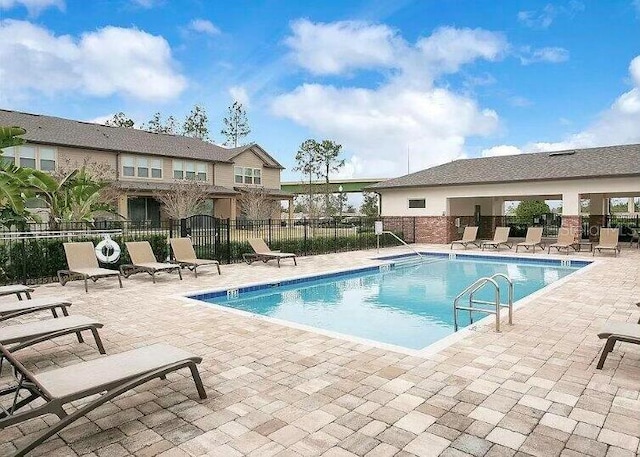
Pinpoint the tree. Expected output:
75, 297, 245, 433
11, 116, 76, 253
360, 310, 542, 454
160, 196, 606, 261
143, 112, 178, 134
221, 101, 250, 147
182, 104, 210, 141
316, 140, 344, 216
238, 187, 277, 220
514, 200, 550, 222
153, 180, 208, 219
28, 167, 114, 228
361, 192, 379, 217
336, 191, 347, 217
104, 112, 134, 128
294, 139, 321, 217
0, 126, 31, 227
52, 157, 120, 211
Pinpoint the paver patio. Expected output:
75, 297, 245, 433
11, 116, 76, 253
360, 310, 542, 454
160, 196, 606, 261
0, 244, 638, 456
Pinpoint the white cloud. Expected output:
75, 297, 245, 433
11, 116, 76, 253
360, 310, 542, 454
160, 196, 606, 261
284, 19, 399, 75
0, 0, 63, 15
131, 0, 156, 8
519, 46, 569, 65
274, 21, 506, 178
229, 86, 250, 107
487, 55, 640, 154
517, 5, 556, 28
0, 20, 187, 102
188, 19, 220, 36
481, 145, 523, 157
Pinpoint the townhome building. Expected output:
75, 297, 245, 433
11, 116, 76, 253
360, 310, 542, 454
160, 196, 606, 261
0, 109, 291, 224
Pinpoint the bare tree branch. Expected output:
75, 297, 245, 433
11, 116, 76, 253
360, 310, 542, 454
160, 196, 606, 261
154, 180, 209, 220
238, 186, 277, 220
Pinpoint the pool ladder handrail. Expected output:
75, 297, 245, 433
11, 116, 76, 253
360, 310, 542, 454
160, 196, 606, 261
453, 273, 513, 332
380, 231, 423, 258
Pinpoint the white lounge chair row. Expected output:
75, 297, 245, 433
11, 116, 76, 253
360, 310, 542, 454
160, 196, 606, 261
451, 226, 621, 256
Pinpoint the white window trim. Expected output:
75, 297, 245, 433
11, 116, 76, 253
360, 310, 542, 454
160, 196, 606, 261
173, 159, 208, 182
121, 155, 163, 180
234, 166, 262, 185
2, 145, 57, 171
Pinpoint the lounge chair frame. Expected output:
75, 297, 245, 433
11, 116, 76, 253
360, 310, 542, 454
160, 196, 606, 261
481, 227, 513, 250
451, 226, 480, 250
0, 285, 34, 301
121, 241, 183, 282
596, 302, 640, 369
0, 297, 72, 323
58, 242, 123, 293
244, 238, 297, 267
515, 227, 545, 253
1, 316, 106, 354
547, 229, 580, 255
593, 228, 621, 257
170, 238, 221, 278
0, 343, 206, 456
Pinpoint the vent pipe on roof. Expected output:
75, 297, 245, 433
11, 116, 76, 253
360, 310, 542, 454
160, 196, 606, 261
549, 151, 575, 157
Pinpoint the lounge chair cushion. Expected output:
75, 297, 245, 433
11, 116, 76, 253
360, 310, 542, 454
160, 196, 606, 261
177, 258, 219, 266
0, 285, 34, 297
35, 343, 201, 399
0, 297, 71, 314
68, 267, 120, 277
597, 322, 640, 339
0, 315, 102, 344
135, 262, 179, 271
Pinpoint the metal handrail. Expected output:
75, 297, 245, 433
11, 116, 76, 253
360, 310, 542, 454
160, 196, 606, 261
380, 231, 423, 258
453, 274, 514, 332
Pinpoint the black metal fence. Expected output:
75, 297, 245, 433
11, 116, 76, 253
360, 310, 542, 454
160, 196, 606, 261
0, 217, 413, 285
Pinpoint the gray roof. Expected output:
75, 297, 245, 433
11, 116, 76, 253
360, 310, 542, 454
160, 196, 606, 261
369, 144, 640, 190
0, 109, 283, 169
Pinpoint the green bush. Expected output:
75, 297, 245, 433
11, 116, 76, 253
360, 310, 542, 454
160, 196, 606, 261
0, 233, 168, 285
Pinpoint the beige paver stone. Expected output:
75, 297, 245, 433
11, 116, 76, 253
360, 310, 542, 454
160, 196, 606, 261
293, 410, 336, 433
569, 408, 606, 426
597, 428, 640, 451
485, 427, 526, 450
269, 425, 308, 447
395, 411, 437, 434
468, 407, 505, 426
517, 395, 552, 412
540, 412, 577, 433
404, 432, 451, 456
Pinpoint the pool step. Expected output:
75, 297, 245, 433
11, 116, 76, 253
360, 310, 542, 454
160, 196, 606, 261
453, 273, 514, 333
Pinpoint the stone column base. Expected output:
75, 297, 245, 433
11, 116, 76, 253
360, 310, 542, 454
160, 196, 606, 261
415, 216, 457, 244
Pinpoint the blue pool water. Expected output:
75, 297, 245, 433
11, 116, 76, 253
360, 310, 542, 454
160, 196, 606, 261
192, 255, 586, 350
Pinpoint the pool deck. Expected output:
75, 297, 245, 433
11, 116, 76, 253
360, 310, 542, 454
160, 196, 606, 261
1, 244, 639, 456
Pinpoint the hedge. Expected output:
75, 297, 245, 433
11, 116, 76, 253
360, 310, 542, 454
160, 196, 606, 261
0, 231, 406, 285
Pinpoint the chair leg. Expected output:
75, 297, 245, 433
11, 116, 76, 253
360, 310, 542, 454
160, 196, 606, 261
596, 337, 617, 369
152, 272, 156, 284
177, 268, 182, 280
117, 274, 123, 288
216, 264, 221, 275
277, 258, 281, 268
51, 308, 58, 318
76, 331, 85, 344
61, 306, 69, 317
84, 277, 88, 293
91, 328, 106, 354
189, 363, 208, 399
193, 266, 198, 278
293, 257, 297, 266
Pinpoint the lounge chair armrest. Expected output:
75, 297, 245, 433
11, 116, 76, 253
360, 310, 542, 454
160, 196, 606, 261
8, 325, 102, 352
0, 304, 70, 322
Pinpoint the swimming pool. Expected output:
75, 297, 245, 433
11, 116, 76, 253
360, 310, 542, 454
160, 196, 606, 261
190, 254, 589, 350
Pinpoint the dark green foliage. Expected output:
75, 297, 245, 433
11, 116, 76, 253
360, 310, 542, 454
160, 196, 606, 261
0, 233, 168, 285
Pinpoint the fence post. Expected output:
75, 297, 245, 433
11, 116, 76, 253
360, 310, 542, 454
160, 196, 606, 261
334, 218, 338, 252
226, 219, 231, 264
268, 219, 272, 245
303, 218, 308, 256
21, 237, 27, 285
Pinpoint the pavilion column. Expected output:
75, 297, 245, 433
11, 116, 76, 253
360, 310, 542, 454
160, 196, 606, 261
288, 199, 294, 221
561, 192, 581, 237
589, 194, 606, 241
117, 195, 128, 219
629, 197, 636, 214
230, 197, 237, 221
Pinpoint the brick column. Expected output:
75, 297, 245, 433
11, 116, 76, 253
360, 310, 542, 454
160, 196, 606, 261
588, 215, 605, 241
415, 216, 457, 244
561, 215, 581, 239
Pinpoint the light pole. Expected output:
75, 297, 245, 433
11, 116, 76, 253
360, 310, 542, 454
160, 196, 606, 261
338, 185, 344, 218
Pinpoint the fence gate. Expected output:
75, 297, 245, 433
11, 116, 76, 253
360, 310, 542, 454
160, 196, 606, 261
178, 215, 227, 262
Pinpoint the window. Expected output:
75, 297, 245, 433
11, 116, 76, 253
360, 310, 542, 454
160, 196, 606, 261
122, 155, 162, 179
39, 148, 56, 171
234, 166, 262, 185
151, 159, 162, 178
1, 145, 56, 171
408, 199, 426, 209
173, 160, 207, 181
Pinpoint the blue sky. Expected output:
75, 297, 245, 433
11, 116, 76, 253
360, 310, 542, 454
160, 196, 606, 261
1, 0, 640, 181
